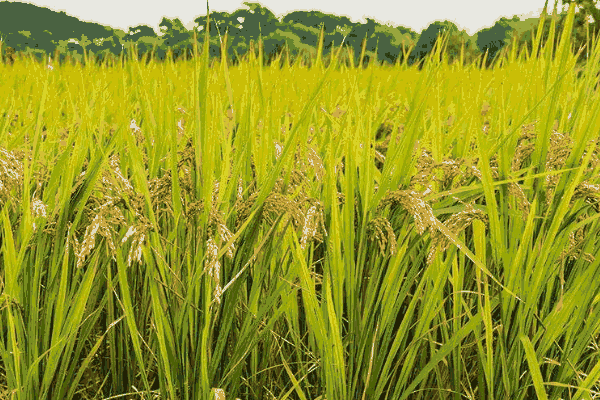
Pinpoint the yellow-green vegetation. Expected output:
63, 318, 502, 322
3, 3, 600, 400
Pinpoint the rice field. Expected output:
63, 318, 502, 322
2, 4, 600, 400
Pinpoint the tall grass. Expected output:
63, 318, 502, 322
2, 2, 600, 399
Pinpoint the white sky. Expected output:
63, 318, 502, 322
20, 0, 576, 36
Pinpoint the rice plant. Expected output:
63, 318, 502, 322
2, 2, 600, 400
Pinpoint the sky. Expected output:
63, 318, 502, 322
17, 0, 579, 36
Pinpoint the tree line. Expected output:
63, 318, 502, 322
0, 0, 599, 70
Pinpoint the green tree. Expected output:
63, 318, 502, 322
262, 28, 316, 66
557, 0, 600, 66
511, 7, 592, 66
476, 17, 515, 67
194, 3, 286, 65
345, 17, 379, 65
128, 25, 156, 42
281, 11, 353, 34
371, 25, 404, 66
157, 17, 192, 61
408, 21, 460, 68
562, 0, 600, 34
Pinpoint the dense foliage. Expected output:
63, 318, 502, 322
2, 0, 600, 71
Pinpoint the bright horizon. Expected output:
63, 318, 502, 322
7, 0, 584, 36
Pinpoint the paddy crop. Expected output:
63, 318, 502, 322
2, 3, 600, 400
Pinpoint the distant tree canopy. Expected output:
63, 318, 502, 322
406, 21, 460, 67
0, 0, 598, 69
0, 0, 111, 59
562, 0, 600, 35
281, 11, 353, 34
476, 17, 516, 66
